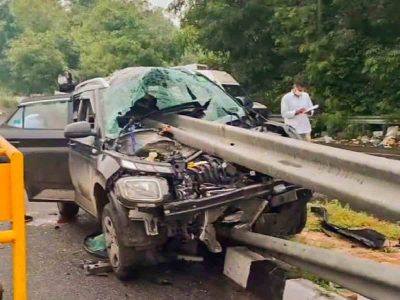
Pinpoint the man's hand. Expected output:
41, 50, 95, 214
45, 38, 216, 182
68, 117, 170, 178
295, 108, 306, 115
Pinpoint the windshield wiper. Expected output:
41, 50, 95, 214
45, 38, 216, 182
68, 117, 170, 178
119, 101, 209, 133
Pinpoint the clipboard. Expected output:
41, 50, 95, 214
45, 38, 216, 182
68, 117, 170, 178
305, 105, 319, 113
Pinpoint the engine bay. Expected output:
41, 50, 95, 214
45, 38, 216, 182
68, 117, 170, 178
107, 127, 290, 253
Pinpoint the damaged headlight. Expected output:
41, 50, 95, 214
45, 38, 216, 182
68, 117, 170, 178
115, 176, 169, 207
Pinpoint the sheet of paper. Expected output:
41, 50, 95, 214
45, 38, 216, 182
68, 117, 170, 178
305, 104, 319, 113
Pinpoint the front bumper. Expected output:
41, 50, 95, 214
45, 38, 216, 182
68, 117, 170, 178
163, 182, 282, 217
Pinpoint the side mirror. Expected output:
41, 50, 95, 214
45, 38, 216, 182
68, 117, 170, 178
64, 121, 95, 139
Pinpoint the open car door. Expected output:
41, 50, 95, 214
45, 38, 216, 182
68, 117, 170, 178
0, 95, 74, 202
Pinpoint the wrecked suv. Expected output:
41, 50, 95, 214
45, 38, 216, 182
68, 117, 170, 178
63, 67, 311, 279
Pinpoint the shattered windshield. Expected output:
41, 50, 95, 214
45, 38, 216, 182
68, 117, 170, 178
101, 67, 246, 138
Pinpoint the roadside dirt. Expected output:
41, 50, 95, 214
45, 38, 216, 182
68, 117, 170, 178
297, 230, 400, 266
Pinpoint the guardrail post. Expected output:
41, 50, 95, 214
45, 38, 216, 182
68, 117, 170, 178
221, 228, 400, 300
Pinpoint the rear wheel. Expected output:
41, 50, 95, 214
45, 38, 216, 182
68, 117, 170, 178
102, 203, 138, 280
57, 202, 79, 219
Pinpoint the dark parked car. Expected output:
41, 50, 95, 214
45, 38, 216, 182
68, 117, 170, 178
0, 68, 311, 279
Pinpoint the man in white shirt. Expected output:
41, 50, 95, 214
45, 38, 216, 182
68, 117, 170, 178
281, 81, 314, 141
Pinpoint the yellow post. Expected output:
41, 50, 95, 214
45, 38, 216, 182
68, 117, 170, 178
0, 162, 11, 221
0, 137, 26, 300
11, 150, 26, 300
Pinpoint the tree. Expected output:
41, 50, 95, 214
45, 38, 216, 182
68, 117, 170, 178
11, 0, 68, 33
73, 0, 180, 78
170, 0, 294, 105
173, 0, 400, 134
0, 0, 20, 87
7, 31, 67, 94
175, 25, 229, 68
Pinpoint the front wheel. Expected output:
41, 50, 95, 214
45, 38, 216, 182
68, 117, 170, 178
57, 202, 79, 219
102, 203, 138, 280
253, 194, 309, 237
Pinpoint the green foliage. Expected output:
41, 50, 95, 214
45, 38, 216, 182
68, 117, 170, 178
0, 0, 20, 86
0, 0, 181, 95
176, 25, 229, 68
0, 0, 19, 54
11, 0, 68, 33
174, 0, 400, 132
1, 0, 76, 94
73, 1, 179, 79
7, 31, 67, 94
1, 0, 400, 126
313, 112, 348, 136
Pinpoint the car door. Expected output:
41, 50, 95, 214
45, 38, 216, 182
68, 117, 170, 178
68, 91, 99, 216
0, 97, 73, 200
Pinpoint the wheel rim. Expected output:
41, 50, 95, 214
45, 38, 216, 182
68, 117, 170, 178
103, 216, 120, 268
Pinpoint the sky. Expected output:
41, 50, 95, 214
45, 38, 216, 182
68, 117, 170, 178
149, 0, 174, 9
149, 0, 179, 26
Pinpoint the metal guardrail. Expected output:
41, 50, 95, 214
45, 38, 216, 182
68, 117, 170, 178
150, 115, 400, 221
0, 136, 27, 300
222, 229, 400, 300
148, 115, 400, 299
269, 113, 400, 125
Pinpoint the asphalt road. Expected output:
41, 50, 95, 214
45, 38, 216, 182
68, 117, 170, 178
0, 201, 256, 300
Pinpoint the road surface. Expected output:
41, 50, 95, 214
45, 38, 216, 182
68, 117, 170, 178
0, 201, 256, 300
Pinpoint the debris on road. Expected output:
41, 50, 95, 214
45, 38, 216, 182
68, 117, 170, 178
295, 200, 400, 266
314, 125, 400, 150
313, 135, 335, 144
83, 232, 107, 259
311, 207, 387, 249
24, 215, 33, 223
380, 126, 399, 147
82, 260, 112, 276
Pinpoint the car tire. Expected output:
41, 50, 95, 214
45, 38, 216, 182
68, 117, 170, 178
102, 203, 137, 280
57, 202, 79, 218
253, 196, 308, 237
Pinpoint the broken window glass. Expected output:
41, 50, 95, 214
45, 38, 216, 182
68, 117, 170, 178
101, 67, 245, 138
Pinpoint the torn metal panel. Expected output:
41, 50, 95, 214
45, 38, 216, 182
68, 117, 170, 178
97, 154, 120, 180
83, 260, 112, 276
311, 207, 387, 249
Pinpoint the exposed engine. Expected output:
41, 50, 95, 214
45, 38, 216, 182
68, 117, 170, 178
174, 155, 240, 200
113, 128, 280, 254
116, 128, 249, 201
